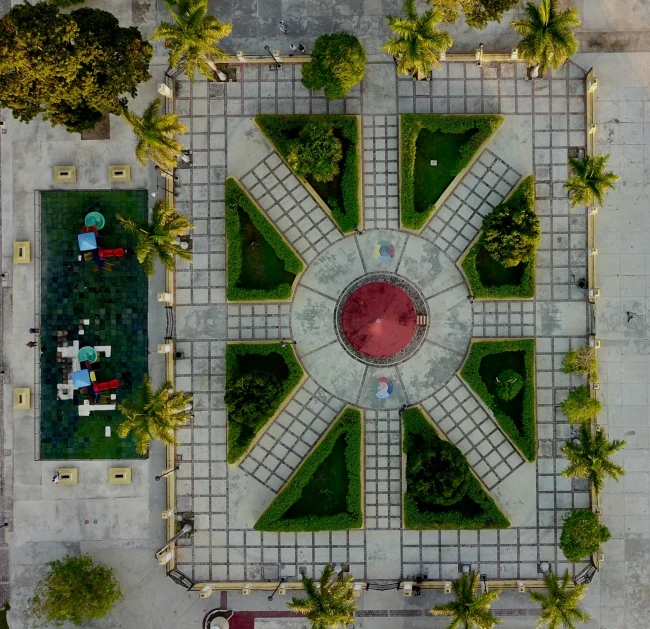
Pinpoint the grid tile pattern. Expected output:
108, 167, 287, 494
365, 411, 402, 530
240, 154, 342, 263
472, 301, 536, 337
363, 115, 400, 230
240, 379, 346, 492
421, 377, 525, 490
226, 304, 291, 340
422, 150, 521, 261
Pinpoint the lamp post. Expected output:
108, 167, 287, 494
156, 465, 179, 481
264, 45, 281, 69
268, 577, 285, 601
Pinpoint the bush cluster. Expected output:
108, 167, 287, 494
400, 114, 503, 230
256, 114, 361, 233
402, 408, 510, 529
255, 409, 363, 531
225, 178, 303, 301
560, 510, 611, 563
561, 386, 602, 424
287, 120, 343, 183
495, 369, 524, 401
226, 343, 304, 464
562, 347, 599, 383
225, 371, 279, 427
460, 339, 537, 461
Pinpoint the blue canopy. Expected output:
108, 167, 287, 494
71, 369, 92, 390
77, 232, 97, 252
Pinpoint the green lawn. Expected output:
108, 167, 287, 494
40, 190, 148, 459
402, 408, 510, 529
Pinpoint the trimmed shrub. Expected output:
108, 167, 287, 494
560, 510, 611, 563
287, 121, 343, 183
301, 33, 366, 100
562, 347, 599, 383
225, 178, 303, 301
495, 369, 524, 401
226, 343, 304, 463
400, 114, 503, 230
255, 408, 363, 531
481, 176, 540, 267
225, 371, 279, 427
256, 114, 360, 233
561, 386, 602, 424
460, 339, 536, 461
403, 408, 510, 529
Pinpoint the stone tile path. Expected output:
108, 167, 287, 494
472, 301, 536, 338
226, 304, 291, 341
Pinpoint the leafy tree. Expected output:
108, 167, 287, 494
561, 386, 602, 424
288, 563, 357, 629
564, 154, 619, 209
28, 555, 122, 627
562, 425, 627, 495
153, 0, 232, 82
383, 0, 453, 80
562, 347, 598, 383
433, 0, 520, 29
495, 369, 524, 401
407, 438, 471, 506
0, 3, 152, 133
511, 0, 580, 76
301, 33, 366, 100
481, 178, 540, 268
117, 375, 193, 455
287, 121, 343, 183
560, 510, 611, 563
117, 200, 193, 276
431, 570, 501, 629
121, 99, 188, 170
49, 0, 85, 6
225, 372, 280, 427
529, 569, 590, 629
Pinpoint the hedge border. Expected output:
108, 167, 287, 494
402, 408, 510, 530
460, 339, 537, 462
400, 114, 504, 231
226, 342, 305, 464
254, 407, 363, 531
225, 177, 304, 302
255, 114, 361, 234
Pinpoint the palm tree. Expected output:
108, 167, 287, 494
511, 0, 580, 76
117, 200, 194, 276
530, 569, 590, 629
287, 563, 357, 629
564, 154, 620, 208
122, 99, 188, 171
431, 570, 501, 629
117, 375, 193, 455
152, 0, 232, 82
561, 425, 627, 495
382, 0, 453, 80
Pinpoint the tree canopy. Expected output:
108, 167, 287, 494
0, 3, 152, 132
225, 371, 280, 427
495, 369, 524, 401
565, 154, 620, 208
561, 386, 602, 424
433, 0, 520, 29
287, 121, 343, 183
560, 510, 611, 563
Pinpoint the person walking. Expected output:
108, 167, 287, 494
279, 19, 289, 35
29, 327, 39, 334
289, 43, 297, 52
52, 471, 61, 483
26, 341, 37, 348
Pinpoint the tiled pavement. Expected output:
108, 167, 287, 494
226, 303, 291, 341
174, 60, 590, 582
472, 301, 536, 338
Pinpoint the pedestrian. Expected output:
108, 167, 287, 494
298, 44, 305, 53
289, 43, 297, 52
279, 19, 289, 35
26, 341, 37, 348
52, 471, 61, 483
29, 327, 39, 334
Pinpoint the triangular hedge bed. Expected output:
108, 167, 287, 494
403, 408, 510, 529
460, 339, 536, 462
461, 176, 537, 299
225, 177, 303, 301
400, 114, 503, 230
255, 114, 361, 234
255, 408, 363, 532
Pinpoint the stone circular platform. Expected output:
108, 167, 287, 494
290, 230, 473, 410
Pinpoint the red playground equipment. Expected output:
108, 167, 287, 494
92, 379, 120, 394
98, 248, 126, 259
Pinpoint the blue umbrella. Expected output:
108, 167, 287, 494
77, 232, 97, 251
72, 369, 92, 389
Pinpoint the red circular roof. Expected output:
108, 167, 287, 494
341, 282, 417, 358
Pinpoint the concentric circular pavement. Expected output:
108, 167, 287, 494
290, 230, 473, 410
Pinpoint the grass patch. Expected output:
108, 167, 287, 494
255, 408, 363, 531
255, 115, 361, 233
226, 178, 303, 301
401, 114, 503, 230
403, 408, 510, 529
226, 343, 304, 464
460, 340, 536, 462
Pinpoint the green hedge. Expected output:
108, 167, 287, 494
403, 409, 510, 529
225, 178, 303, 301
256, 115, 360, 233
226, 343, 304, 464
462, 243, 536, 298
400, 114, 503, 230
255, 408, 363, 531
460, 340, 537, 462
